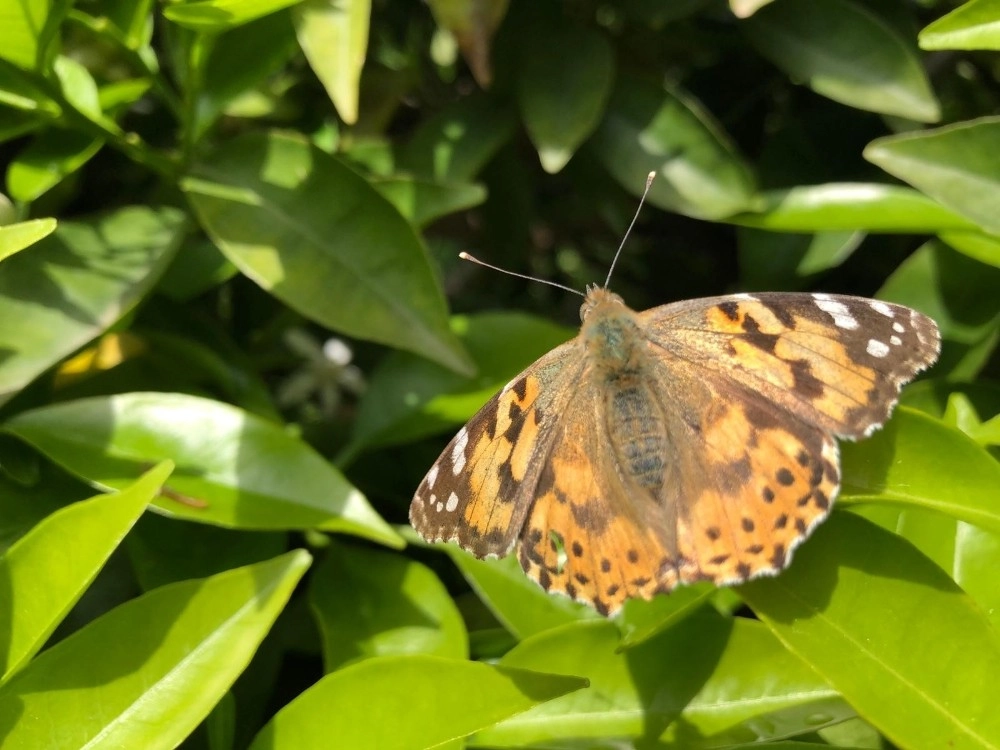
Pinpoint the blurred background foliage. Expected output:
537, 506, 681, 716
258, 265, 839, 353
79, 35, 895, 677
0, 0, 999, 748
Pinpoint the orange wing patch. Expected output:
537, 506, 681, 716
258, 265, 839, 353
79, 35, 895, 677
676, 378, 840, 586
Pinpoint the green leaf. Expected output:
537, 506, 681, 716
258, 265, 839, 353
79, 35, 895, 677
0, 0, 47, 69
840, 407, 1000, 534
0, 206, 185, 406
732, 183, 978, 232
447, 548, 599, 640
591, 75, 759, 219
738, 228, 863, 290
3, 392, 403, 547
127, 512, 288, 590
865, 117, 1000, 236
53, 55, 104, 123
743, 0, 940, 122
293, 0, 370, 125
163, 0, 305, 32
427, 0, 508, 87
852, 503, 1000, 631
183, 130, 472, 374
6, 128, 103, 202
349, 312, 571, 455
369, 174, 487, 228
397, 93, 517, 182
0, 218, 55, 261
193, 12, 300, 141
0, 461, 170, 683
920, 0, 1000, 51
248, 654, 587, 749
309, 541, 468, 670
477, 611, 849, 747
0, 550, 311, 750
939, 230, 1000, 270
878, 240, 1000, 380
741, 512, 1000, 750
616, 582, 715, 649
517, 24, 614, 173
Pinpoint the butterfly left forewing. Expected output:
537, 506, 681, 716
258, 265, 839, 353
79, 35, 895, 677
410, 344, 581, 557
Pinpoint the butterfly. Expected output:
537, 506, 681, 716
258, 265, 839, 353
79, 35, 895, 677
410, 286, 940, 617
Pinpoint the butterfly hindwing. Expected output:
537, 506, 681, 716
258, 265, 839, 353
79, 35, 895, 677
410, 344, 580, 557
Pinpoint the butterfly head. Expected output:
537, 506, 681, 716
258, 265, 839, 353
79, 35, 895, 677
580, 285, 625, 322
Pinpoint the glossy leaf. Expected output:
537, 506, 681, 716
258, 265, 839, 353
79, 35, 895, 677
370, 174, 487, 228
853, 503, 1000, 631
127, 513, 288, 591
6, 128, 103, 202
616, 582, 715, 649
248, 654, 587, 749
293, 0, 370, 124
738, 227, 863, 290
348, 312, 571, 454
193, 13, 300, 141
865, 118, 1000, 235
840, 408, 1000, 534
517, 24, 614, 173
309, 541, 467, 670
0, 218, 55, 261
0, 462, 170, 683
4, 392, 403, 547
732, 183, 977, 232
397, 93, 517, 182
476, 611, 849, 747
939, 230, 1000, 269
183, 130, 472, 374
0, 207, 185, 406
591, 75, 759, 219
920, 0, 1000, 51
0, 0, 47, 69
741, 512, 1000, 750
447, 548, 599, 639
427, 0, 509, 87
878, 240, 1000, 380
163, 0, 305, 31
743, 0, 940, 122
0, 550, 312, 750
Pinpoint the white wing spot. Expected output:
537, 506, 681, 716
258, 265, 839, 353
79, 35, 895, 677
814, 297, 859, 330
890, 335, 902, 346
732, 292, 759, 301
867, 339, 890, 358
451, 427, 469, 475
869, 300, 894, 318
446, 492, 459, 512
426, 464, 439, 489
893, 321, 905, 333
435, 501, 444, 512
500, 378, 516, 395
429, 493, 436, 505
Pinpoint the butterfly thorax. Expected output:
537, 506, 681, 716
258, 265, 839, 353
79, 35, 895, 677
581, 288, 667, 493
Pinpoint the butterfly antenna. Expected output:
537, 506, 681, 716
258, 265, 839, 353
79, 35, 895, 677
604, 171, 657, 289
459, 252, 585, 297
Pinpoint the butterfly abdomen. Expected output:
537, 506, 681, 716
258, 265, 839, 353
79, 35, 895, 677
607, 382, 667, 491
